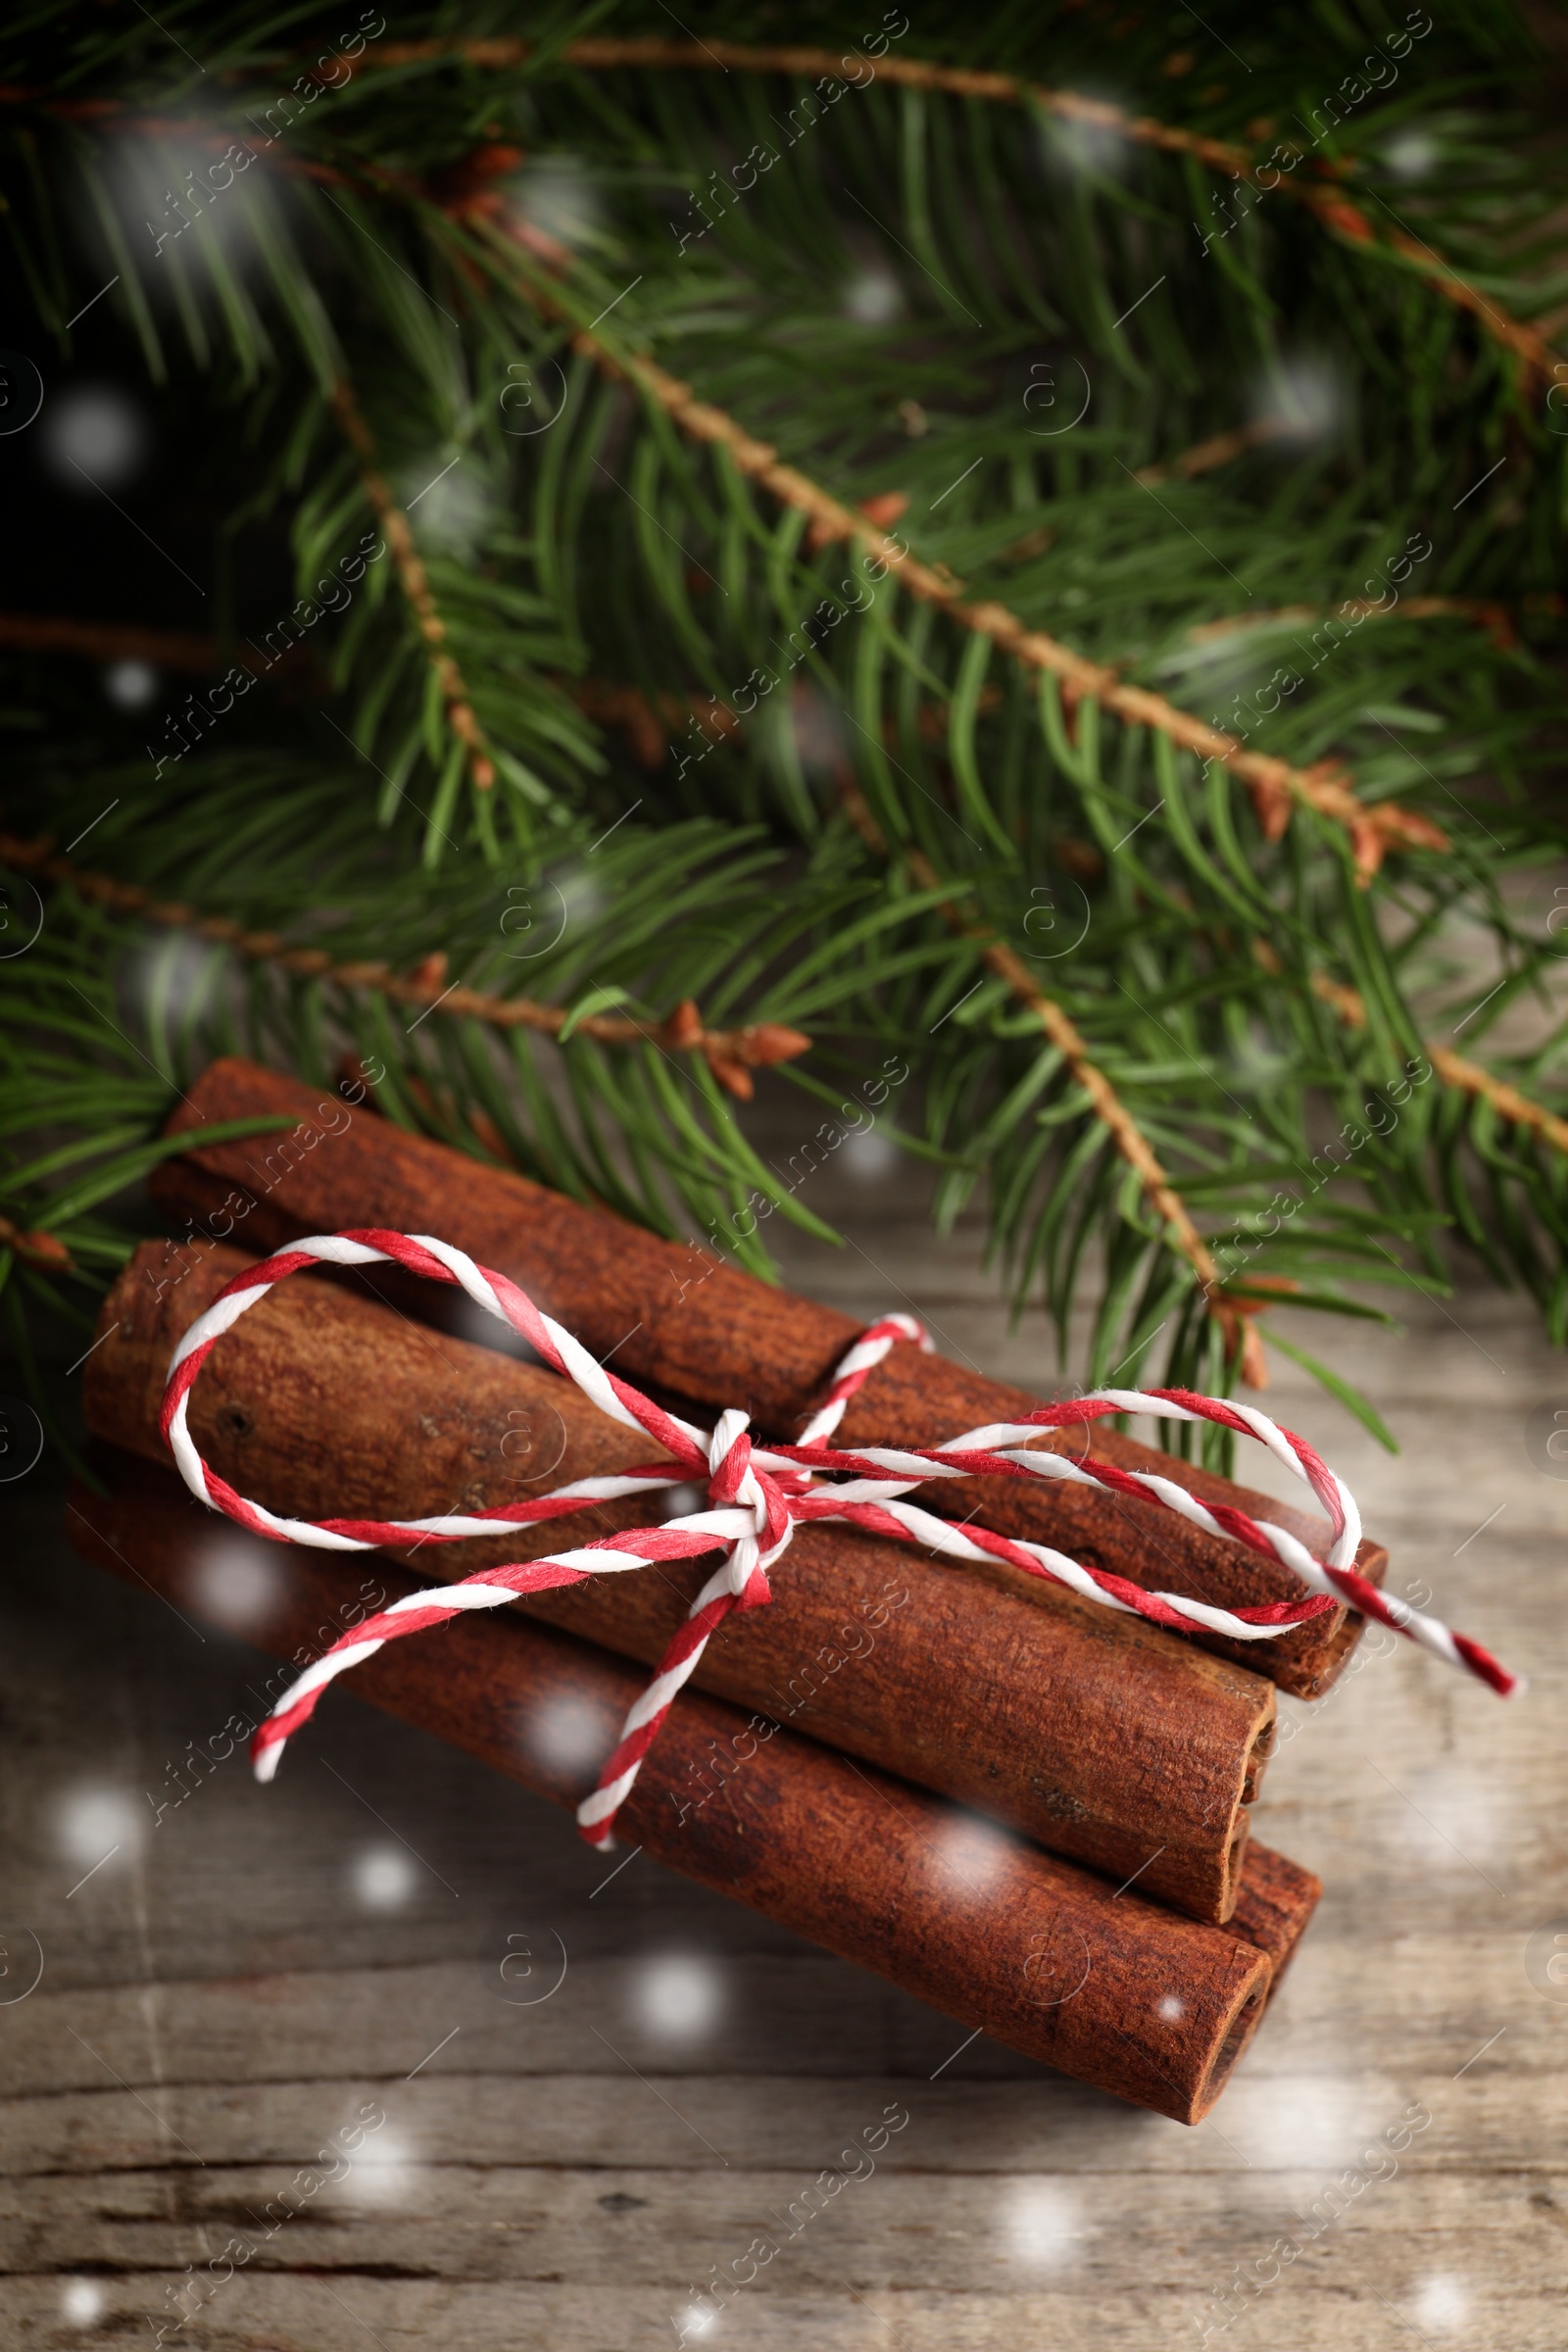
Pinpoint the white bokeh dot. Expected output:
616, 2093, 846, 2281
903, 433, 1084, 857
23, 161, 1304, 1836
104, 658, 158, 709
351, 1845, 417, 1911
42, 386, 148, 487
1414, 2276, 1470, 2331
1005, 2180, 1082, 2270
61, 2278, 104, 2325
403, 461, 493, 557
1237, 2074, 1374, 2169
57, 1787, 143, 1873
507, 155, 602, 250
1395, 1769, 1503, 1874
934, 1810, 1015, 1895
342, 2123, 419, 2206
787, 687, 844, 773
128, 933, 217, 1026
191, 1534, 278, 1633
841, 1126, 899, 1183
1043, 109, 1128, 177
1256, 356, 1341, 446
844, 270, 902, 325
555, 862, 606, 925
630, 1953, 725, 2042
1385, 131, 1438, 180
522, 1690, 616, 1779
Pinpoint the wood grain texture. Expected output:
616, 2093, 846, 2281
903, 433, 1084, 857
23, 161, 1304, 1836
65, 1447, 1324, 2129
86, 1236, 1276, 1922
147, 1058, 1388, 1695
2, 1118, 1552, 2352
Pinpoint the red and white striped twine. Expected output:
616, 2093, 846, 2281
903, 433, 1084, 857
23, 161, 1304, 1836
159, 1230, 1519, 1845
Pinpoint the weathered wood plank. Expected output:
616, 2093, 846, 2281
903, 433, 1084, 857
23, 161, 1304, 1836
2, 1132, 1564, 2348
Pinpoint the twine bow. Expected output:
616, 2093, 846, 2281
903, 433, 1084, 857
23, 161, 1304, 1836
159, 1229, 1518, 1846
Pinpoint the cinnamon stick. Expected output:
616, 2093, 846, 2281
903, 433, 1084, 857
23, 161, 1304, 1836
66, 1446, 1321, 2125
147, 1059, 1388, 1695
85, 1238, 1277, 1923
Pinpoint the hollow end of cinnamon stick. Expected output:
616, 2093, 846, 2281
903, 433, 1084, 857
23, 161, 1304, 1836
65, 1446, 1317, 2125
88, 1236, 1277, 1927
1201, 1977, 1271, 2113
1223, 1809, 1250, 1918
1243, 1713, 1277, 1806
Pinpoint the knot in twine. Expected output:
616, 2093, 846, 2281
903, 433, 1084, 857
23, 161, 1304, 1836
159, 1229, 1518, 1848
703, 1408, 785, 1559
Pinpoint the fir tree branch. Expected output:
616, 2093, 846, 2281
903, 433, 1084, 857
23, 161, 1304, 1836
0, 615, 737, 755
491, 245, 1448, 881
4, 4, 1564, 1424
1307, 968, 1370, 1033
328, 375, 497, 793
0, 1212, 73, 1270
1188, 597, 1560, 653
31, 40, 1544, 406
831, 773, 1264, 1383
1252, 942, 1568, 1156
12, 50, 1515, 884
1427, 1047, 1568, 1156
2, 591, 1532, 694
1132, 417, 1299, 486
0, 613, 242, 670
0, 833, 811, 1096
358, 34, 1563, 395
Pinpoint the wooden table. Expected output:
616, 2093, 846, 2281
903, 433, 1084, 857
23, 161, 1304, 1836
2, 1146, 1562, 2349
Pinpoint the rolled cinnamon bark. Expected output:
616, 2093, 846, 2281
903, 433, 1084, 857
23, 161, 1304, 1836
66, 1446, 1321, 2125
146, 1058, 1388, 1695
85, 1239, 1276, 1923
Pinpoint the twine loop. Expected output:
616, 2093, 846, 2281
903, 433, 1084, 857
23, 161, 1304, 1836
157, 1228, 1519, 1847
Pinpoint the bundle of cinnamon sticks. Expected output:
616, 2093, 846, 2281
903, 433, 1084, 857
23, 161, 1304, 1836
68, 1058, 1366, 2124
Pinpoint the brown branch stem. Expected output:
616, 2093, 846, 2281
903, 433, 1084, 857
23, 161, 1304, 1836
830, 777, 1264, 1384
1254, 948, 1568, 1155
1426, 1045, 1568, 1155
327, 377, 498, 791
16, 41, 1553, 391
484, 238, 1444, 882
0, 832, 809, 1100
0, 1211, 73, 1269
358, 34, 1565, 395
1188, 594, 1561, 654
